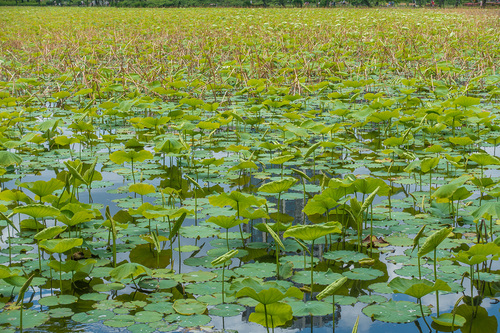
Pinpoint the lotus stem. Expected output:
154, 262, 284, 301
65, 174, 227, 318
418, 299, 431, 331
264, 304, 270, 333
434, 249, 439, 316
311, 240, 315, 299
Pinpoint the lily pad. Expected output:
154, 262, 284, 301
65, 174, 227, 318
47, 307, 74, 318
165, 314, 211, 327
180, 225, 218, 238
197, 293, 236, 306
143, 302, 175, 315
134, 311, 163, 323
431, 313, 466, 327
234, 262, 276, 278
288, 301, 332, 316
362, 300, 431, 323
0, 309, 50, 328
127, 323, 156, 333
323, 250, 369, 262
103, 315, 136, 328
71, 309, 115, 323
291, 269, 343, 285
208, 303, 245, 317
342, 268, 384, 281
357, 294, 388, 304
39, 294, 78, 306
172, 299, 207, 315
185, 281, 227, 296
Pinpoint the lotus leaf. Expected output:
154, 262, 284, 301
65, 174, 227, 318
144, 302, 175, 315
292, 269, 344, 285
185, 281, 227, 295
258, 177, 297, 194
0, 309, 49, 328
208, 303, 245, 317
283, 222, 342, 241
109, 263, 151, 281
48, 307, 74, 318
134, 311, 163, 323
235, 279, 302, 305
323, 250, 369, 262
455, 304, 498, 333
165, 314, 211, 328
342, 268, 384, 281
418, 227, 453, 258
71, 309, 115, 324
39, 295, 78, 306
103, 315, 136, 328
431, 313, 466, 327
14, 204, 60, 219
39, 238, 83, 253
109, 149, 153, 164
234, 262, 276, 278
362, 300, 431, 323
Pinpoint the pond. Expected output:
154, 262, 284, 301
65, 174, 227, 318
0, 6, 499, 333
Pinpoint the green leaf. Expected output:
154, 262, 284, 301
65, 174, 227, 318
362, 300, 430, 323
129, 183, 155, 196
172, 299, 207, 315
34, 226, 67, 241
316, 276, 348, 300
291, 269, 343, 285
269, 154, 294, 165
453, 96, 480, 108
455, 305, 498, 333
0, 309, 49, 328
211, 249, 239, 267
343, 268, 384, 281
431, 313, 466, 327
469, 153, 500, 166
234, 263, 277, 279
289, 301, 332, 316
109, 263, 151, 281
20, 179, 65, 198
261, 223, 284, 249
0, 211, 18, 232
208, 191, 264, 211
418, 227, 453, 258
421, 157, 440, 173
134, 311, 163, 323
283, 222, 342, 241
208, 304, 245, 317
303, 197, 337, 216
323, 250, 369, 263
234, 278, 303, 305
207, 215, 241, 229
471, 202, 500, 220
0, 151, 22, 167
258, 177, 297, 194
389, 277, 451, 298
14, 204, 60, 219
249, 302, 293, 328
39, 238, 83, 253
432, 175, 471, 201
71, 310, 115, 324
109, 149, 153, 164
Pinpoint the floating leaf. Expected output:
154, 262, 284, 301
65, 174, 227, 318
362, 300, 430, 323
431, 313, 466, 327
249, 302, 293, 328
172, 299, 207, 315
289, 301, 332, 316
208, 303, 245, 317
